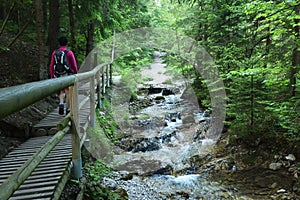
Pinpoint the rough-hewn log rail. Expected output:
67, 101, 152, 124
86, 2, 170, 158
0, 54, 113, 199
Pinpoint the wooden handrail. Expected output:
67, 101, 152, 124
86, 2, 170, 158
0, 62, 110, 120
0, 76, 76, 119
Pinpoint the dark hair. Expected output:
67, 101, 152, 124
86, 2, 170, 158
58, 36, 68, 46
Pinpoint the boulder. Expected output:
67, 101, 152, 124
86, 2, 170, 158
269, 163, 282, 171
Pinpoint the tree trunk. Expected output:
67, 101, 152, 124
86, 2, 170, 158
34, 0, 47, 80
42, 0, 48, 31
0, 3, 14, 35
290, 5, 299, 97
290, 49, 299, 97
48, 0, 60, 57
7, 20, 30, 48
86, 21, 94, 56
68, 0, 76, 49
0, 3, 6, 20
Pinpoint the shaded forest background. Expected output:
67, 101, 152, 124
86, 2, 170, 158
0, 0, 300, 151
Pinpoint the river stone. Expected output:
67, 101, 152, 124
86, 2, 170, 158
285, 154, 296, 161
277, 188, 287, 193
182, 115, 194, 124
118, 171, 134, 181
101, 177, 117, 189
269, 163, 282, 171
154, 96, 165, 101
162, 88, 175, 96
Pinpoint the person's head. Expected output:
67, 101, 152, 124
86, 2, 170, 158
58, 36, 68, 46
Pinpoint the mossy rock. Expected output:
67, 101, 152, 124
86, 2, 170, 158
154, 96, 165, 101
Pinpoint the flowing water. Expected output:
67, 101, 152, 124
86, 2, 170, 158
104, 53, 252, 199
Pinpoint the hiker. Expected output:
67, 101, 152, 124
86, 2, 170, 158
49, 36, 78, 115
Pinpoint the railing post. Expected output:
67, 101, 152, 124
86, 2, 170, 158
90, 75, 96, 127
69, 82, 82, 179
106, 64, 110, 88
94, 53, 101, 109
96, 71, 101, 109
102, 69, 106, 94
109, 63, 113, 85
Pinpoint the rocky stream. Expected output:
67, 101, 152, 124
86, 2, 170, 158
85, 53, 300, 200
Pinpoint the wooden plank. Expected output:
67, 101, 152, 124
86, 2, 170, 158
22, 176, 61, 185
25, 171, 63, 180
17, 180, 57, 190
0, 165, 21, 172
0, 162, 24, 169
0, 156, 32, 162
11, 185, 55, 196
35, 160, 69, 168
37, 155, 71, 163
31, 168, 66, 176
32, 164, 69, 173
5, 152, 37, 157
12, 146, 42, 150
9, 192, 52, 200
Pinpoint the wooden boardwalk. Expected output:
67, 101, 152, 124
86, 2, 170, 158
32, 82, 92, 138
0, 134, 72, 199
0, 82, 94, 199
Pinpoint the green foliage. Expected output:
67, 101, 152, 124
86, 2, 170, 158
114, 47, 153, 93
96, 107, 120, 143
152, 0, 300, 145
115, 48, 153, 72
85, 160, 112, 182
84, 160, 127, 200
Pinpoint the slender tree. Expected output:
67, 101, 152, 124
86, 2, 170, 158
34, 0, 47, 80
68, 0, 76, 49
48, 0, 59, 55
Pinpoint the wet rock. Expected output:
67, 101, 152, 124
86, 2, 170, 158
152, 165, 173, 175
115, 159, 163, 175
118, 171, 134, 181
101, 177, 117, 189
277, 188, 287, 193
220, 192, 231, 198
165, 112, 181, 123
134, 139, 160, 152
154, 96, 165, 101
148, 87, 162, 94
176, 191, 189, 199
269, 163, 282, 171
285, 154, 296, 161
162, 88, 175, 96
271, 182, 278, 189
182, 114, 194, 124
203, 110, 210, 117
137, 119, 151, 127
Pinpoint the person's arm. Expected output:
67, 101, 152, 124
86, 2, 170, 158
67, 51, 78, 74
49, 51, 55, 78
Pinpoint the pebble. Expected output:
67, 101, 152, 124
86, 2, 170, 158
116, 177, 166, 200
277, 188, 287, 193
285, 154, 296, 161
269, 162, 282, 171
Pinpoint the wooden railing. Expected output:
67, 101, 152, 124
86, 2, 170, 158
0, 53, 113, 199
